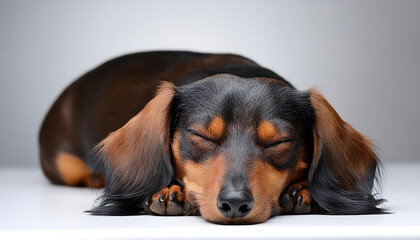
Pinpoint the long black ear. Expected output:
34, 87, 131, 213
88, 82, 177, 215
308, 89, 384, 214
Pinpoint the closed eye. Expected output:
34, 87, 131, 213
187, 129, 217, 143
264, 139, 293, 149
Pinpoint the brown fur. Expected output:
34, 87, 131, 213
247, 160, 289, 222
257, 121, 280, 143
55, 153, 94, 187
94, 82, 176, 191
309, 88, 375, 190
206, 116, 225, 140
176, 154, 227, 222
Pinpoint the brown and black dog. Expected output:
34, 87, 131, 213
39, 51, 384, 224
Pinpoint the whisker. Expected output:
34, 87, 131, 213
195, 181, 208, 191
190, 198, 204, 201
185, 204, 206, 216
189, 191, 205, 196
161, 74, 173, 83
185, 176, 208, 191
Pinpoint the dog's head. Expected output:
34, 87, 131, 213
90, 74, 381, 223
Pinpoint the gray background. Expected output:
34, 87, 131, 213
1, 0, 419, 166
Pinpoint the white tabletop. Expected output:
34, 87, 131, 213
1, 162, 419, 240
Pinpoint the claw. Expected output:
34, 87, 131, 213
170, 191, 177, 201
290, 188, 297, 197
159, 193, 166, 203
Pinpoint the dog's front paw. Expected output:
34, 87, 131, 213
279, 180, 312, 214
143, 184, 195, 216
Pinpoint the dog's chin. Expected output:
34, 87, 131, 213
198, 205, 275, 225
207, 217, 268, 225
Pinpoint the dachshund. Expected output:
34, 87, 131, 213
39, 51, 384, 224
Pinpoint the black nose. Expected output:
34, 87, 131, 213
217, 189, 253, 218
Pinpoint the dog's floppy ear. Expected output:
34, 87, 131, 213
308, 89, 383, 214
88, 82, 177, 215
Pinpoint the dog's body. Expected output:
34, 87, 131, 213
39, 51, 383, 224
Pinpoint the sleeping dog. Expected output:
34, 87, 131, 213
39, 51, 384, 224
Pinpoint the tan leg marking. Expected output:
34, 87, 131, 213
55, 152, 104, 188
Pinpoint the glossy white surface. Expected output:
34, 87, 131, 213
1, 162, 419, 239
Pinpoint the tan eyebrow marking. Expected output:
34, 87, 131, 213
206, 116, 225, 140
258, 121, 281, 143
